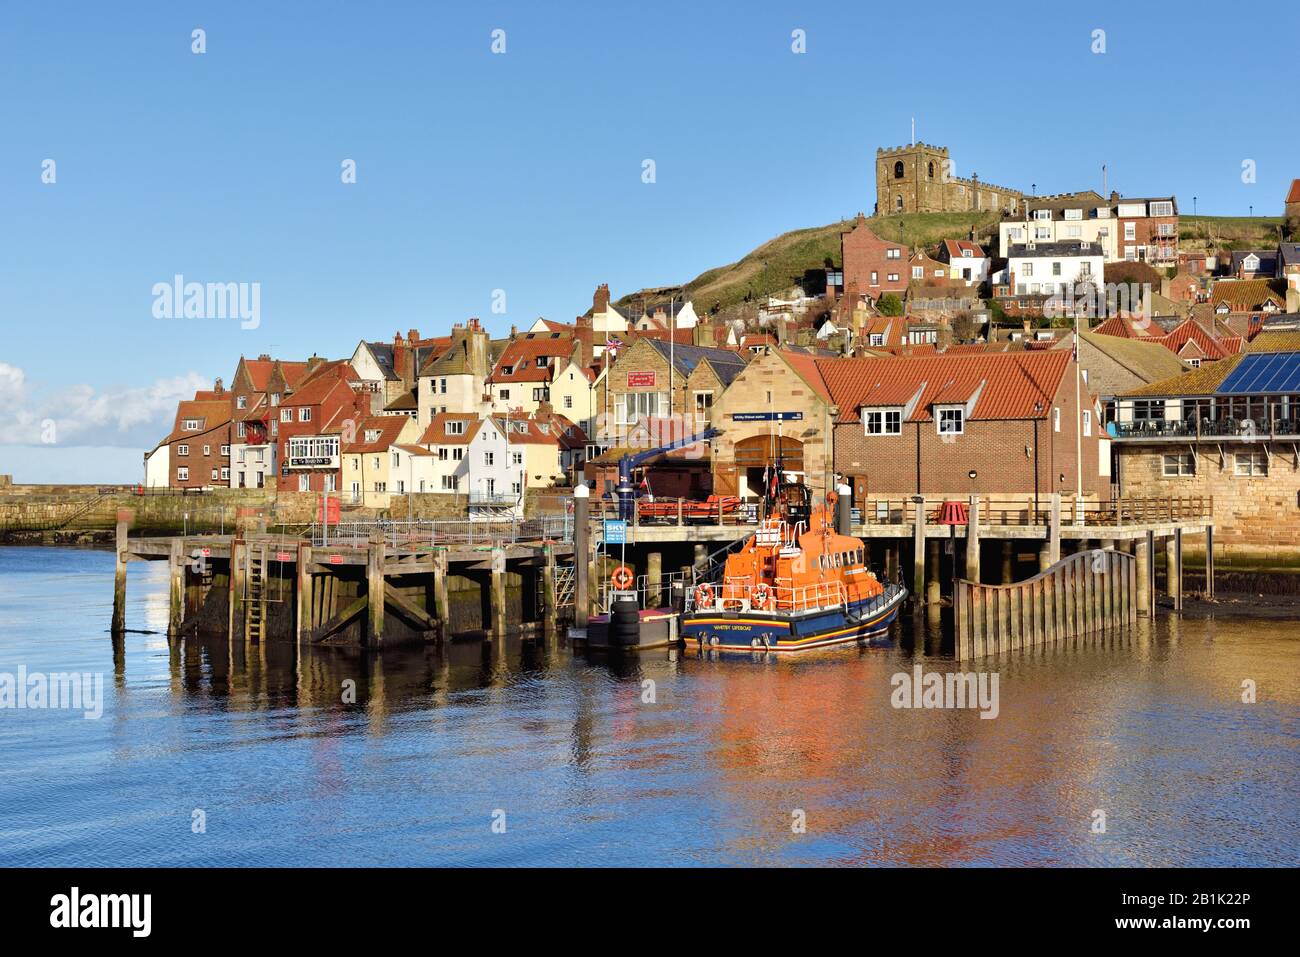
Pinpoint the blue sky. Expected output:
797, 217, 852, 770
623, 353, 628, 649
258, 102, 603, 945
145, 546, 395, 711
2, 0, 1296, 481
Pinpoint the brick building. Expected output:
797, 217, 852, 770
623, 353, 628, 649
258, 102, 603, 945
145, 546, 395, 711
275, 361, 370, 493
157, 383, 234, 489
875, 143, 1022, 215
840, 215, 910, 297
819, 350, 1109, 503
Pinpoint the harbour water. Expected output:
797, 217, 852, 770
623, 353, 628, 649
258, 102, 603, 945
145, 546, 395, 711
1, 546, 1296, 867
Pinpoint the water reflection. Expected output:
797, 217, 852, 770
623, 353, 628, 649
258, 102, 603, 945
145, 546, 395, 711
2, 546, 1297, 867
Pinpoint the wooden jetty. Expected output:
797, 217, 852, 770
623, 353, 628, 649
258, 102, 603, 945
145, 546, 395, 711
111, 508, 575, 646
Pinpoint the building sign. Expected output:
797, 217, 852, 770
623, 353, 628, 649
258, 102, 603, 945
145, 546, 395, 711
603, 519, 628, 545
275, 551, 292, 562
290, 457, 333, 467
732, 412, 803, 422
626, 371, 657, 389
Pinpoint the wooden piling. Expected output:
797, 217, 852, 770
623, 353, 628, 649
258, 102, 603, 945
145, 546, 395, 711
925, 538, 940, 606
490, 547, 507, 639
1048, 493, 1061, 564
1168, 530, 1183, 611
1135, 534, 1151, 617
111, 509, 133, 633
542, 545, 557, 641
573, 486, 590, 620
296, 542, 313, 647
229, 537, 246, 641
911, 495, 926, 604
367, 533, 385, 645
168, 537, 184, 637
1204, 525, 1215, 600
432, 548, 450, 636
647, 551, 663, 607
965, 495, 981, 583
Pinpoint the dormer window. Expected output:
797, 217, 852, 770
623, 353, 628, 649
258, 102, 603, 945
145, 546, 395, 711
236, 396, 247, 409
1034, 209, 1052, 221
863, 408, 902, 435
182, 418, 201, 430
936, 407, 964, 435
502, 365, 514, 376
445, 420, 466, 435
364, 429, 380, 443
536, 357, 547, 367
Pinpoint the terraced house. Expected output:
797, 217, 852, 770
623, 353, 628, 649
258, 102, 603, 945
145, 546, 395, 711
274, 361, 369, 494
146, 382, 234, 489
1110, 337, 1300, 554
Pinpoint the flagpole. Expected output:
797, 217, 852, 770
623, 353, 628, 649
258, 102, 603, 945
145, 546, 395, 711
1074, 320, 1082, 500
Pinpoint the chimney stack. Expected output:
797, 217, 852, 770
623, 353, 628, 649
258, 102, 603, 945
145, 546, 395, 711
214, 377, 224, 394
593, 283, 610, 314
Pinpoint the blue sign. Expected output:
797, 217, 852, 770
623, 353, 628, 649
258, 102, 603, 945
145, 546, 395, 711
603, 520, 628, 545
733, 412, 803, 422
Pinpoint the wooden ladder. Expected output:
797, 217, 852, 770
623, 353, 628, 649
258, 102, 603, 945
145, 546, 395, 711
245, 543, 267, 643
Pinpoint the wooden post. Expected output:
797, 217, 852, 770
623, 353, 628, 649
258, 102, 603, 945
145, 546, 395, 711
911, 495, 926, 605
1049, 492, 1061, 564
167, 537, 185, 637
368, 533, 385, 645
1038, 542, 1051, 573
965, 495, 981, 583
647, 551, 663, 607
1170, 529, 1183, 611
542, 545, 557, 641
925, 538, 940, 606
1205, 525, 1215, 600
1135, 533, 1151, 617
432, 548, 450, 637
490, 547, 507, 639
955, 582, 968, 657
229, 537, 246, 641
112, 508, 133, 633
296, 542, 313, 647
1000, 541, 1013, 583
573, 486, 590, 620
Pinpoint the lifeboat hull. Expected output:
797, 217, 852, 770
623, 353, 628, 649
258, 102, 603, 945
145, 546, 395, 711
681, 584, 906, 654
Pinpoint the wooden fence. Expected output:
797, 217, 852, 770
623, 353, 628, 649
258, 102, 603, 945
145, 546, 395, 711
953, 548, 1136, 660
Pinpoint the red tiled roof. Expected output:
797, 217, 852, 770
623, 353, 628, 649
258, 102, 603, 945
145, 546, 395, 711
489, 335, 575, 383
163, 396, 233, 443
943, 239, 986, 259
1288, 179, 1300, 205
419, 412, 482, 446
342, 416, 411, 454
816, 350, 1073, 424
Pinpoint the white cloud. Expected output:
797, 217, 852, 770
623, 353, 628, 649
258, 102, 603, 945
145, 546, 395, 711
0, 364, 209, 448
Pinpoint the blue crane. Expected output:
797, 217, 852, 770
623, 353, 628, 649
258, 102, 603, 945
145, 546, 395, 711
615, 426, 720, 521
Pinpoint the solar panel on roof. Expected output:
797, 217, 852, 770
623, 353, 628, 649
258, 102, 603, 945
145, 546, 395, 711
1217, 352, 1300, 394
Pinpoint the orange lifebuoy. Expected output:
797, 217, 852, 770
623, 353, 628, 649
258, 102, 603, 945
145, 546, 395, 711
694, 583, 714, 608
752, 584, 770, 609
611, 565, 634, 590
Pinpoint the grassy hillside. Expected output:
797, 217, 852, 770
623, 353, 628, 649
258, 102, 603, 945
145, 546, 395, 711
1178, 215, 1284, 249
616, 211, 1000, 314
616, 212, 1289, 316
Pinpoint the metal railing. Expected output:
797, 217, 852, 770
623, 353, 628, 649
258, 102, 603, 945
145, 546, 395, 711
1113, 418, 1300, 440
588, 496, 763, 526
310, 515, 572, 548
857, 495, 1212, 528
690, 577, 848, 615
595, 570, 690, 613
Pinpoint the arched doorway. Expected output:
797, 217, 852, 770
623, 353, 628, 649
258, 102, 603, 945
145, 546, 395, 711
731, 434, 804, 497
